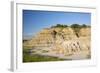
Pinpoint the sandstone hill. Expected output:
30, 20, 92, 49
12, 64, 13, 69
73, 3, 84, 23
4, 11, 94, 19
23, 27, 91, 60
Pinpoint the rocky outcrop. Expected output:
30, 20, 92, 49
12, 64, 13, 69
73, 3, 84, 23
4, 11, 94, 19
24, 27, 91, 60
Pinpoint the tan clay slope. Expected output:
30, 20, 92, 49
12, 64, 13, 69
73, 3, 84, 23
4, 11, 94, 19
24, 27, 90, 46
24, 27, 91, 59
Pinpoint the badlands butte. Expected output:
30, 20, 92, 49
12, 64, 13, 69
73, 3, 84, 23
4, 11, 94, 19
23, 24, 91, 60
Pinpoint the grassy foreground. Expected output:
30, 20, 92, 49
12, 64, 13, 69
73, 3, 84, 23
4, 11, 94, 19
23, 48, 65, 62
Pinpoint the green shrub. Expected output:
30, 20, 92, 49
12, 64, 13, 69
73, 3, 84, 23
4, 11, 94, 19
81, 24, 87, 28
51, 24, 68, 28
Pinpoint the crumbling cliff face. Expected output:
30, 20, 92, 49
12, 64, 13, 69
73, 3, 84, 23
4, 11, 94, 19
24, 27, 91, 60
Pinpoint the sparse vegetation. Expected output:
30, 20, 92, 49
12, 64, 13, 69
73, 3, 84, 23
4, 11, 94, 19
51, 24, 90, 28
71, 24, 81, 28
81, 24, 87, 28
23, 47, 65, 62
51, 24, 68, 28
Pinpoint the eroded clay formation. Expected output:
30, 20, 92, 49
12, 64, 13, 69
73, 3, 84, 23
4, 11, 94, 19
24, 27, 91, 60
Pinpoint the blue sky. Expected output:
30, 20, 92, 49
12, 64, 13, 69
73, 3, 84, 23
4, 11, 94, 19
23, 10, 91, 37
